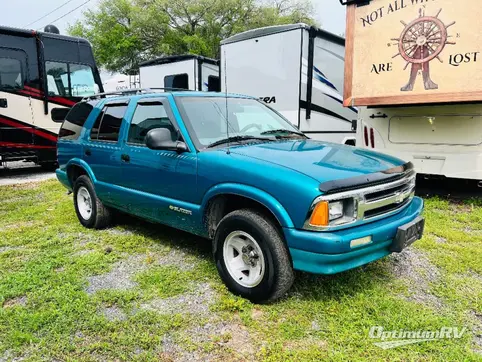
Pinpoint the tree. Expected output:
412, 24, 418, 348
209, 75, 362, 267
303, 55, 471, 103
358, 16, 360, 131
68, 0, 317, 73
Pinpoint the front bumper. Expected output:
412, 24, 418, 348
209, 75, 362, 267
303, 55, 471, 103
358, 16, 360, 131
284, 196, 424, 274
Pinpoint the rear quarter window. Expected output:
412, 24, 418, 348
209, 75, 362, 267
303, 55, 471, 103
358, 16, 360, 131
59, 102, 97, 140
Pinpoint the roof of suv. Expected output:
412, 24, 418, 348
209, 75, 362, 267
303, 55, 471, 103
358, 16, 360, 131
84, 91, 255, 105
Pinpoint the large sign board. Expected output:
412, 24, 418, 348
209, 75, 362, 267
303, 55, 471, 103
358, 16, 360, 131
343, 0, 482, 107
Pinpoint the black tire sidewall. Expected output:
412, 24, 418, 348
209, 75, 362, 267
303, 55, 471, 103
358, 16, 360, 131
214, 212, 279, 303
73, 176, 97, 228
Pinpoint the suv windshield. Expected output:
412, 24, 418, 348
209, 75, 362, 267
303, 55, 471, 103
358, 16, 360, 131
175, 97, 305, 149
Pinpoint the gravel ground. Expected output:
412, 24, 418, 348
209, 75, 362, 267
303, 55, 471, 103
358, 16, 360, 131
389, 248, 443, 309
140, 282, 215, 315
0, 161, 56, 186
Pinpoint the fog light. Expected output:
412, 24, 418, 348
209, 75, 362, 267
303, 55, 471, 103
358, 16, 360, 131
350, 236, 372, 248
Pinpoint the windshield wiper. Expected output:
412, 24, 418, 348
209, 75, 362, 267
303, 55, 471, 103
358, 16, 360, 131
260, 129, 306, 137
207, 135, 272, 148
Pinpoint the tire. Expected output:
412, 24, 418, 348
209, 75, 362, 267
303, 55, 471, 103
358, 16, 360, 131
73, 175, 111, 229
213, 209, 294, 303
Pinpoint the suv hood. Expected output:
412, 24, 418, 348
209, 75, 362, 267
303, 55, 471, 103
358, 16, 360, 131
229, 140, 405, 185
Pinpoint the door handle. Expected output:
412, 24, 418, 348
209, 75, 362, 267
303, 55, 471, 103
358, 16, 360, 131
0, 98, 7, 108
85, 149, 92, 156
121, 154, 130, 163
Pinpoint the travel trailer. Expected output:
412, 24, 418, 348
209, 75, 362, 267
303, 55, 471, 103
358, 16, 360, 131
102, 73, 140, 92
341, 0, 482, 182
0, 25, 103, 168
220, 23, 357, 145
139, 55, 220, 92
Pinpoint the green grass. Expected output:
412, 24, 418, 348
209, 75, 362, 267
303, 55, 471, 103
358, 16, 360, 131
0, 180, 481, 361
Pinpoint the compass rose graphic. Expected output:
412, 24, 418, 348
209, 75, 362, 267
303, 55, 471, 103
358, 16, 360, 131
391, 8, 456, 91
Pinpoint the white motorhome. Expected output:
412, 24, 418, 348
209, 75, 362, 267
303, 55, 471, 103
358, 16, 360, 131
357, 106, 482, 182
139, 55, 220, 92
220, 24, 357, 145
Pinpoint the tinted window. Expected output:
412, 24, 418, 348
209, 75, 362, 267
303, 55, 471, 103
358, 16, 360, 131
0, 57, 23, 90
96, 105, 127, 142
59, 102, 96, 140
207, 76, 220, 92
128, 103, 176, 145
46, 61, 98, 97
90, 110, 104, 140
164, 73, 189, 90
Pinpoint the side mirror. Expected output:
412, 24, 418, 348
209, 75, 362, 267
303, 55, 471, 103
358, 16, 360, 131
145, 128, 188, 153
51, 107, 70, 123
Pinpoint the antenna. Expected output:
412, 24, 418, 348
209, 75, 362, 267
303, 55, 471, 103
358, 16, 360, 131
223, 48, 230, 154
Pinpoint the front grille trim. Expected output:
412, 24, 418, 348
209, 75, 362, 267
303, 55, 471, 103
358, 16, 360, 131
304, 170, 416, 231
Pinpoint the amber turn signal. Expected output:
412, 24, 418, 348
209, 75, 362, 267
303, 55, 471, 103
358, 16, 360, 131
309, 201, 329, 227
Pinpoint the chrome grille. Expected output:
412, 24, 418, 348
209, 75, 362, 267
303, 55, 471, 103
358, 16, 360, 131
304, 170, 416, 231
358, 171, 416, 220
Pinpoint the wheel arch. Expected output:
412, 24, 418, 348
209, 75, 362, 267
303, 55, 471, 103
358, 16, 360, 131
66, 159, 97, 187
201, 183, 294, 240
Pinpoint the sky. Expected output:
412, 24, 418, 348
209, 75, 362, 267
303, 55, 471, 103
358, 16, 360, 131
0, 0, 346, 36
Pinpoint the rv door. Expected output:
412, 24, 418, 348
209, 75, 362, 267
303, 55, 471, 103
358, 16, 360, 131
0, 47, 35, 153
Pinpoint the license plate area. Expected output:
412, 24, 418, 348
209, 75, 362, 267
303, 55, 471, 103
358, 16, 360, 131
390, 216, 425, 253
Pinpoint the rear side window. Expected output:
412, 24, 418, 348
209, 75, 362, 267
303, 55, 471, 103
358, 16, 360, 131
164, 73, 189, 90
127, 103, 176, 145
90, 105, 127, 142
59, 102, 96, 140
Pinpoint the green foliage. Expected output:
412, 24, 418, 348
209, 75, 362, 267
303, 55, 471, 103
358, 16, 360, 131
68, 0, 317, 72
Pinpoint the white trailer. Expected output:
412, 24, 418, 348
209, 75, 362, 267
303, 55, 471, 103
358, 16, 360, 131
102, 73, 140, 92
357, 105, 482, 181
220, 23, 357, 145
139, 55, 220, 92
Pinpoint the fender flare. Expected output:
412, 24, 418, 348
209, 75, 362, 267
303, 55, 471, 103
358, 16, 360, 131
65, 158, 97, 186
200, 183, 295, 228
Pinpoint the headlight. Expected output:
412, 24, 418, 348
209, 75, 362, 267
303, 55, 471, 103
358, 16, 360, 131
328, 201, 344, 221
308, 198, 357, 228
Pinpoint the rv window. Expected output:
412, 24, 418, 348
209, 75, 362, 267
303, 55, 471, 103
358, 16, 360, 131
96, 105, 127, 142
207, 76, 220, 92
128, 103, 176, 145
59, 102, 97, 140
164, 73, 189, 90
0, 58, 23, 90
46, 61, 97, 97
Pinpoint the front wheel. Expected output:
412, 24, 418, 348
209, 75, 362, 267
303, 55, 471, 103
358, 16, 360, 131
213, 209, 294, 303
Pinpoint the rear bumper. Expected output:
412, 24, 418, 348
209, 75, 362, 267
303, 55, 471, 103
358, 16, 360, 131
284, 197, 424, 274
56, 169, 71, 191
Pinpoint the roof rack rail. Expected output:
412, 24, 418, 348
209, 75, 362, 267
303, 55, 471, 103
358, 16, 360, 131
81, 87, 197, 101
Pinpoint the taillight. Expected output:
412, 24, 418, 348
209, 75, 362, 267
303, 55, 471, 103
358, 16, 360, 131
364, 126, 369, 147
370, 128, 375, 148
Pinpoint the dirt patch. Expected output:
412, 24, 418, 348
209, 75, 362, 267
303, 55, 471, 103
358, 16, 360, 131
100, 305, 127, 322
3, 296, 27, 309
86, 254, 148, 295
141, 282, 215, 315
470, 311, 482, 355
389, 248, 443, 309
86, 250, 198, 295
161, 320, 255, 361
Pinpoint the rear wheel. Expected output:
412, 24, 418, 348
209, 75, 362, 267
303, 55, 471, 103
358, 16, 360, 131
73, 175, 111, 229
213, 209, 294, 303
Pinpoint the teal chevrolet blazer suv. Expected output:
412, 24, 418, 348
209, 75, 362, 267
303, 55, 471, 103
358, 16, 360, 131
55, 90, 425, 303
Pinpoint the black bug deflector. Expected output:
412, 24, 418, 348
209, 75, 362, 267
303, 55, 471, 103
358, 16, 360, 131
319, 162, 414, 194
